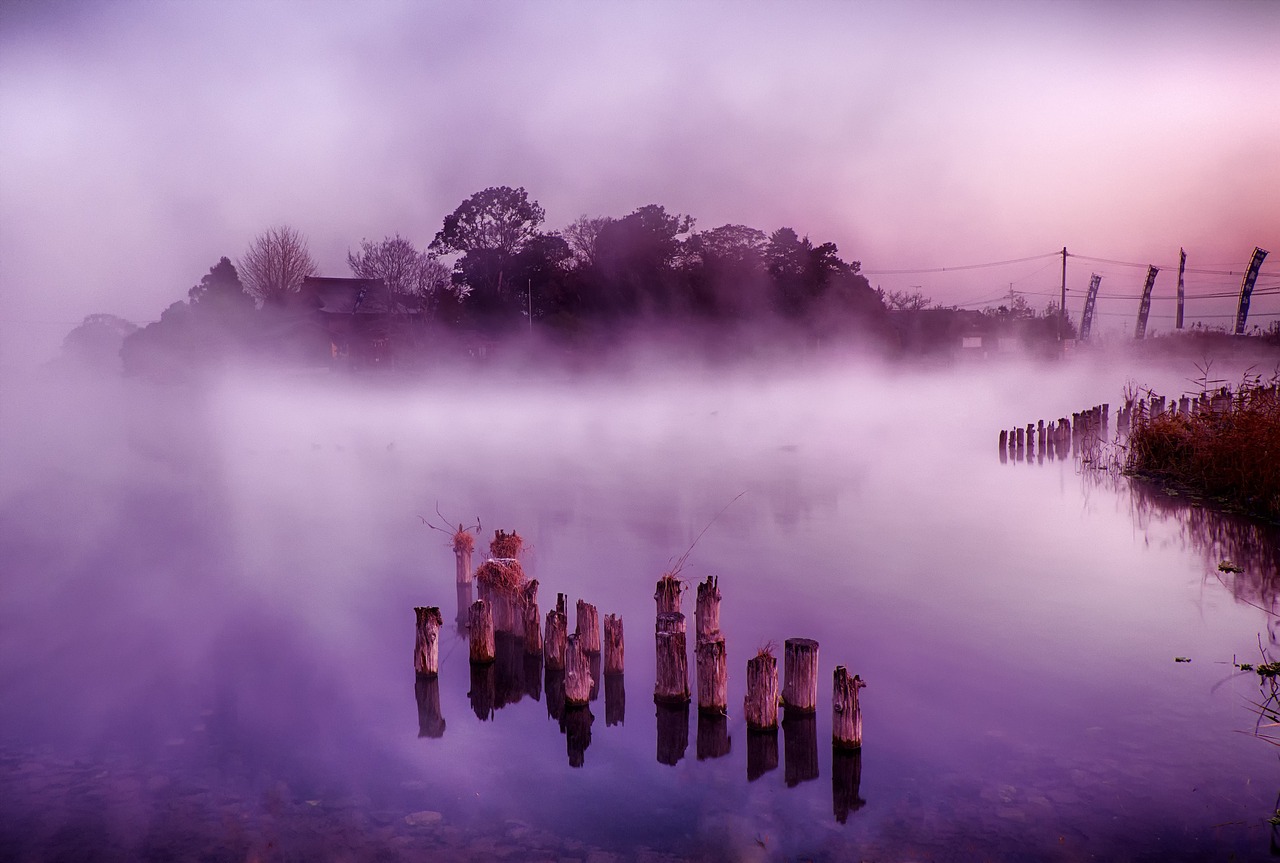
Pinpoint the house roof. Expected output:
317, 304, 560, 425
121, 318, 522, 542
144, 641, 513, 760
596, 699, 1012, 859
300, 277, 394, 314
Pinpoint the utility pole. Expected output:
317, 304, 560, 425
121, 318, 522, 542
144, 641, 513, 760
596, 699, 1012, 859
1059, 247, 1067, 342
528, 278, 533, 336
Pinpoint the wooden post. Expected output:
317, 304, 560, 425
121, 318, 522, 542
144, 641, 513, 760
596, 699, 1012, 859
695, 576, 721, 643
696, 638, 728, 714
745, 652, 779, 730
576, 599, 601, 655
655, 574, 683, 615
414, 673, 445, 739
413, 606, 443, 676
654, 612, 690, 704
455, 542, 472, 585
522, 580, 541, 654
544, 608, 567, 671
782, 638, 819, 712
604, 614, 624, 675
564, 633, 593, 707
468, 599, 495, 664
998, 429, 1007, 452
832, 666, 864, 749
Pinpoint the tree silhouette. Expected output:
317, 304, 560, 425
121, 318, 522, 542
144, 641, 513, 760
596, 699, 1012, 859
238, 226, 317, 306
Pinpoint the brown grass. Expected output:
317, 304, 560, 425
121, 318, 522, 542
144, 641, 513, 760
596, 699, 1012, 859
489, 530, 524, 560
452, 528, 475, 555
475, 558, 526, 593
1126, 384, 1280, 521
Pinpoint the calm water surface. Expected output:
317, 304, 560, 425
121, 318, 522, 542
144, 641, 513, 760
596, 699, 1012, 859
2, 358, 1279, 861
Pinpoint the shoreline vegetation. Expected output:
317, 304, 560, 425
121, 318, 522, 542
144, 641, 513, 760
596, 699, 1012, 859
1124, 377, 1280, 524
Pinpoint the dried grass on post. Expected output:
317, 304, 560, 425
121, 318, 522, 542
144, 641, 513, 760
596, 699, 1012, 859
489, 530, 524, 561
419, 505, 480, 553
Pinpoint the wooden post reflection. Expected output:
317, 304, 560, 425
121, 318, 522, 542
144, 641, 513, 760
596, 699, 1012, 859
523, 651, 542, 702
455, 581, 473, 635
560, 705, 594, 768
696, 711, 731, 760
782, 709, 818, 787
746, 729, 778, 782
832, 748, 865, 823
468, 662, 495, 721
414, 673, 445, 739
545, 667, 566, 722
656, 702, 689, 766
605, 674, 625, 726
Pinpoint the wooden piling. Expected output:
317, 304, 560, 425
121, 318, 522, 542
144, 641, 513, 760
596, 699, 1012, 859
522, 580, 542, 654
745, 652, 779, 730
655, 574, 684, 614
413, 606, 444, 676
544, 608, 567, 670
576, 599, 601, 655
832, 666, 865, 750
695, 575, 721, 643
604, 614, 624, 675
654, 612, 690, 704
564, 633, 593, 707
998, 429, 1007, 451
468, 599, 495, 664
783, 638, 819, 712
454, 542, 472, 585
696, 637, 728, 714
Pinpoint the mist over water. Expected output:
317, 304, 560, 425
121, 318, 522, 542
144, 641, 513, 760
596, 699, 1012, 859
3, 353, 1279, 860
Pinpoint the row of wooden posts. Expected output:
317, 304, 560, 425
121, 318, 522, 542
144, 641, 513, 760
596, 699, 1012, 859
999, 403, 1109, 461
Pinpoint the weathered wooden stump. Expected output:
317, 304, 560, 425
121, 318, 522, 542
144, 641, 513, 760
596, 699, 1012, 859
544, 608, 567, 671
696, 637, 728, 714
604, 614, 624, 675
783, 709, 819, 787
695, 576, 721, 643
654, 612, 690, 704
783, 638, 819, 712
468, 599, 495, 664
655, 574, 684, 615
605, 673, 625, 727
414, 673, 445, 739
746, 652, 779, 730
564, 633, 593, 707
454, 541, 473, 585
560, 705, 593, 768
468, 661, 495, 721
832, 666, 865, 749
522, 580, 542, 654
746, 728, 779, 782
413, 606, 443, 676
656, 702, 689, 766
696, 711, 731, 761
576, 599, 601, 655
998, 429, 1007, 452
832, 749, 865, 824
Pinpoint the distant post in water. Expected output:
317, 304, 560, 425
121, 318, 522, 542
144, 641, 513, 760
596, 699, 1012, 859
564, 633, 593, 707
576, 600, 601, 655
468, 600, 495, 664
453, 527, 474, 585
604, 614, 625, 675
783, 638, 819, 712
544, 607, 567, 671
745, 651, 779, 730
832, 666, 865, 749
696, 638, 728, 714
654, 612, 690, 704
413, 606, 444, 676
694, 576, 721, 643
522, 580, 542, 654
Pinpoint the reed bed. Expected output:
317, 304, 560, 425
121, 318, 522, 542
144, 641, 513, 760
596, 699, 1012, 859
1125, 384, 1280, 521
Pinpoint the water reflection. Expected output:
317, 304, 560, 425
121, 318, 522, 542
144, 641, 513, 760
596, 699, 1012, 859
468, 662, 495, 721
696, 712, 730, 760
455, 581, 473, 635
545, 667, 566, 722
605, 674, 625, 726
413, 674, 445, 739
561, 705, 594, 768
746, 729, 778, 782
782, 709, 818, 787
832, 748, 865, 823
656, 703, 689, 766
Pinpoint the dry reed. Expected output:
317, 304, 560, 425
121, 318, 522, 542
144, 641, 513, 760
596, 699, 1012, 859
489, 530, 524, 560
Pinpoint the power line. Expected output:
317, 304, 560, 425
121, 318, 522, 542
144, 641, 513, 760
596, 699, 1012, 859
863, 252, 1060, 275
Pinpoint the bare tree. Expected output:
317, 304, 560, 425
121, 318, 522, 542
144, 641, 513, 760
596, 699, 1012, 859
562, 215, 613, 268
347, 234, 452, 308
238, 225, 318, 305
881, 289, 932, 311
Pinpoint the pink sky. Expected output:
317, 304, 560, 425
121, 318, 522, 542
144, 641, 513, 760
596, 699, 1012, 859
2, 0, 1278, 362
